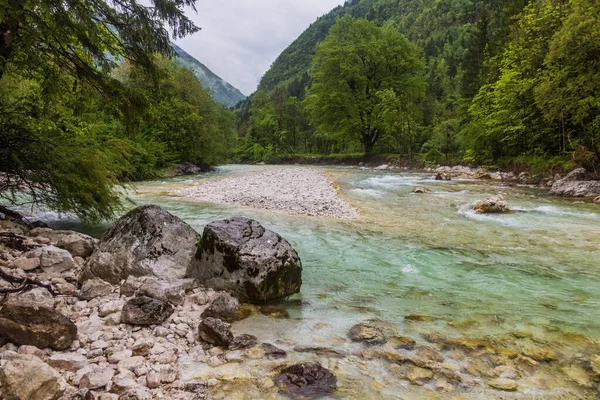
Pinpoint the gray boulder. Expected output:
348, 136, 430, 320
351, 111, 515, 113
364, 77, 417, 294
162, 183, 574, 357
550, 168, 600, 197
0, 304, 77, 350
29, 228, 96, 258
79, 205, 201, 284
198, 317, 233, 347
121, 296, 174, 326
24, 245, 76, 274
201, 292, 240, 322
187, 217, 302, 304
0, 354, 64, 400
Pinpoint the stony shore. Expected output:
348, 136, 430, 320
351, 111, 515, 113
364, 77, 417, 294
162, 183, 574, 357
175, 168, 360, 218
1, 201, 599, 399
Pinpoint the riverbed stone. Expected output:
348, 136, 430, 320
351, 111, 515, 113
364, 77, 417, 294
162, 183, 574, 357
47, 352, 88, 371
472, 195, 510, 214
348, 323, 386, 345
413, 187, 432, 194
523, 347, 558, 362
0, 304, 77, 350
274, 362, 337, 399
79, 365, 115, 390
79, 205, 201, 284
0, 354, 64, 400
229, 334, 258, 350
594, 196, 600, 204
198, 317, 233, 347
201, 292, 240, 322
79, 278, 113, 300
488, 378, 518, 391
29, 228, 96, 258
25, 245, 76, 274
121, 296, 174, 325
407, 366, 434, 385
187, 217, 302, 304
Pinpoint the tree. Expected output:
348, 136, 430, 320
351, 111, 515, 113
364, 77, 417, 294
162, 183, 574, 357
305, 16, 425, 154
0, 0, 199, 222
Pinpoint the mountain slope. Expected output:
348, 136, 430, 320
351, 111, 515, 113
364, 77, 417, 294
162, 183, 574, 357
173, 43, 246, 108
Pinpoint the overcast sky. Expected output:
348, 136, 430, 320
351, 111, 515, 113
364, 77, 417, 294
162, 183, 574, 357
174, 0, 344, 96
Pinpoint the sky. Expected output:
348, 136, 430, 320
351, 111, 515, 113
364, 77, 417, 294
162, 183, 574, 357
174, 0, 345, 96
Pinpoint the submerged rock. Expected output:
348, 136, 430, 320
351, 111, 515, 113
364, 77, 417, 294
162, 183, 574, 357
187, 217, 302, 304
80, 205, 201, 284
274, 362, 337, 399
229, 334, 258, 350
0, 354, 64, 400
198, 317, 233, 347
407, 366, 434, 385
488, 378, 518, 391
413, 187, 432, 194
472, 195, 510, 214
261, 343, 287, 358
0, 304, 77, 350
348, 323, 386, 345
120, 296, 174, 326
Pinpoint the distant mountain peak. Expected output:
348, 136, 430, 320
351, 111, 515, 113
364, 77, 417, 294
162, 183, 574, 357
172, 43, 246, 108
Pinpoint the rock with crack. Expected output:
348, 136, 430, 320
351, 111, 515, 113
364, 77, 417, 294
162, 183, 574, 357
0, 304, 77, 350
79, 205, 201, 284
187, 217, 302, 304
274, 362, 337, 399
120, 296, 174, 325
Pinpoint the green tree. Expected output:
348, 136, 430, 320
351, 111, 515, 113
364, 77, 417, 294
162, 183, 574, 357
0, 0, 199, 221
305, 16, 425, 154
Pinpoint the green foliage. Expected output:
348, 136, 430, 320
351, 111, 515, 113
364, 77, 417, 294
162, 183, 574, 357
305, 16, 426, 154
0, 1, 240, 222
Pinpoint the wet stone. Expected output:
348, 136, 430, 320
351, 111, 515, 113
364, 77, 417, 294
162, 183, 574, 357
198, 317, 233, 347
261, 343, 287, 358
229, 334, 258, 350
390, 335, 417, 350
407, 366, 434, 385
348, 323, 386, 345
488, 378, 518, 391
274, 362, 337, 399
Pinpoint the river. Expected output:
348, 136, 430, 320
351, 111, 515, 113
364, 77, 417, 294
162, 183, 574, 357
49, 164, 600, 399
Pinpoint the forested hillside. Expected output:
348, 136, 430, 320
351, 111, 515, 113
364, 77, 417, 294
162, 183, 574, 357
173, 44, 246, 107
236, 0, 599, 173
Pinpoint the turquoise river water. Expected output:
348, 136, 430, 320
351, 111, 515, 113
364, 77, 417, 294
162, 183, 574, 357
49, 164, 600, 399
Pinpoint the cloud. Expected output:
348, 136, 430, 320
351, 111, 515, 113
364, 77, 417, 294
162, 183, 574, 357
174, 0, 344, 96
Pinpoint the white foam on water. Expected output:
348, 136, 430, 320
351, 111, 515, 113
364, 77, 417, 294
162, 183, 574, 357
457, 203, 523, 227
361, 174, 429, 189
513, 205, 600, 220
402, 264, 419, 274
348, 188, 386, 198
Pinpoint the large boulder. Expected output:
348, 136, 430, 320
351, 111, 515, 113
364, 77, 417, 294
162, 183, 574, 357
0, 354, 64, 400
472, 195, 510, 214
79, 205, 201, 284
550, 168, 600, 197
274, 362, 337, 399
0, 304, 77, 350
187, 217, 302, 304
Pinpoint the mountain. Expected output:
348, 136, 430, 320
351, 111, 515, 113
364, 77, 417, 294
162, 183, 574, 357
173, 43, 246, 108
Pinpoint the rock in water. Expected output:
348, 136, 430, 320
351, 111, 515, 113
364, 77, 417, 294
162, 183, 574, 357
274, 362, 337, 399
197, 317, 234, 346
187, 217, 302, 304
348, 323, 386, 345
594, 195, 600, 204
413, 187, 432, 194
0, 355, 64, 400
0, 304, 77, 350
472, 195, 510, 214
121, 296, 174, 325
80, 205, 201, 284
